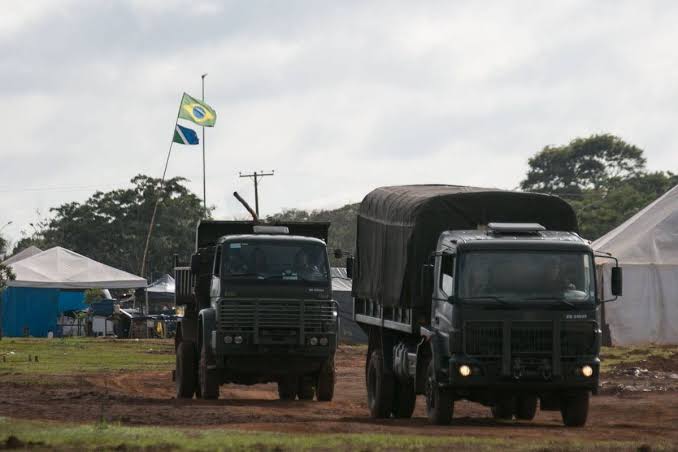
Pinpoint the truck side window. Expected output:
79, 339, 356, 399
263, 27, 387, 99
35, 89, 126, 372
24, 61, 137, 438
214, 247, 222, 277
440, 254, 455, 296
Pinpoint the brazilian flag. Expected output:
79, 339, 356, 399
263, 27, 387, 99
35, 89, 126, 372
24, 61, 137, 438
179, 93, 217, 127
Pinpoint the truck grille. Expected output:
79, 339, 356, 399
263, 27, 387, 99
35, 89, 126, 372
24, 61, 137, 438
218, 299, 335, 333
465, 321, 596, 357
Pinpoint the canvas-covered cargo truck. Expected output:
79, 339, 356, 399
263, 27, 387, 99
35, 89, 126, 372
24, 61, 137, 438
344, 185, 622, 426
174, 220, 337, 402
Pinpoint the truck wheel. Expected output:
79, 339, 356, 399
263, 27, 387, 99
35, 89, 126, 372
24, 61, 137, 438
297, 377, 315, 400
425, 360, 453, 425
278, 378, 297, 400
392, 377, 416, 418
366, 349, 394, 418
199, 341, 219, 400
560, 391, 589, 427
491, 398, 515, 420
515, 395, 538, 420
176, 341, 197, 399
316, 358, 336, 401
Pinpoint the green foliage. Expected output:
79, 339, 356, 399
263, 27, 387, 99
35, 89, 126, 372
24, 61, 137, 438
266, 203, 359, 265
11, 175, 209, 276
521, 134, 646, 196
521, 134, 676, 240
84, 288, 104, 304
0, 262, 15, 291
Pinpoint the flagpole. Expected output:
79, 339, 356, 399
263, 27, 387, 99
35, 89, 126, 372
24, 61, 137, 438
140, 95, 184, 278
201, 73, 207, 216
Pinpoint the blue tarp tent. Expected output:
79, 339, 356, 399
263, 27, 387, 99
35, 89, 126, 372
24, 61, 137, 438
1, 288, 86, 337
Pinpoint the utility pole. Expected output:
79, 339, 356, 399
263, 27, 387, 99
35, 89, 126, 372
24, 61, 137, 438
201, 73, 208, 215
238, 170, 274, 217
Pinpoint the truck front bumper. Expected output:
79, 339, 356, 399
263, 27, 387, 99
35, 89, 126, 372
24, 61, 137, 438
441, 354, 600, 392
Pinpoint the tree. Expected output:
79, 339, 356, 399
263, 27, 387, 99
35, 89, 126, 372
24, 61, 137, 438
520, 134, 646, 196
13, 175, 209, 276
0, 263, 14, 291
521, 134, 677, 240
267, 203, 360, 265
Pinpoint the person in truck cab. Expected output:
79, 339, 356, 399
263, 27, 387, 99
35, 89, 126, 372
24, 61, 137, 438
543, 259, 576, 293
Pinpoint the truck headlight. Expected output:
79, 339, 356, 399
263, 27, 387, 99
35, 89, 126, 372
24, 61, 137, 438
234, 335, 243, 344
459, 364, 472, 377
309, 337, 318, 346
319, 337, 328, 346
224, 336, 233, 344
581, 365, 593, 377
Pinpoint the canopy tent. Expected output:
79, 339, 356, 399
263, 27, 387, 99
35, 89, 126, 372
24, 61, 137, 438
1, 247, 146, 337
7, 247, 147, 289
135, 274, 175, 314
593, 184, 678, 345
147, 274, 175, 297
331, 267, 366, 343
2, 246, 43, 265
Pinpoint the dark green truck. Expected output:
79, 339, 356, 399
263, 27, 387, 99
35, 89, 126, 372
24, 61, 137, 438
174, 220, 337, 402
346, 185, 622, 426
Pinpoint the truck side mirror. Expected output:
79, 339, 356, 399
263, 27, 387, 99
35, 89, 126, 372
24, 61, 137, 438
611, 266, 623, 296
345, 256, 354, 279
420, 264, 434, 297
190, 254, 201, 275
334, 249, 343, 259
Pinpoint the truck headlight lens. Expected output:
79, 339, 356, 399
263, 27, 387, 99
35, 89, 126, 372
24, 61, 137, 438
234, 335, 243, 344
581, 365, 593, 377
459, 364, 472, 377
224, 336, 233, 344
309, 336, 318, 346
319, 337, 328, 346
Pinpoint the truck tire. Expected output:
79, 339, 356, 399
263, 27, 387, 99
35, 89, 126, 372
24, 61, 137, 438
560, 391, 589, 427
491, 398, 515, 420
199, 341, 219, 400
425, 360, 453, 425
366, 349, 394, 418
392, 377, 416, 418
515, 395, 538, 420
316, 358, 336, 402
278, 378, 297, 400
176, 341, 197, 399
297, 377, 315, 400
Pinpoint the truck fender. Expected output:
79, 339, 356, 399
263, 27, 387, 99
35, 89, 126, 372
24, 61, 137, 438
198, 308, 216, 353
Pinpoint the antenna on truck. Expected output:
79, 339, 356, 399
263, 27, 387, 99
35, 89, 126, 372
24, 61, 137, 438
233, 191, 259, 222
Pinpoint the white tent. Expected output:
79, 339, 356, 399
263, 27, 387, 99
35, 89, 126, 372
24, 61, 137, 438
2, 246, 43, 265
593, 184, 678, 345
7, 246, 147, 289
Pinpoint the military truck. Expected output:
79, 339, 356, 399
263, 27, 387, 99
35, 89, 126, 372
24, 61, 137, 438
343, 185, 622, 426
174, 220, 337, 401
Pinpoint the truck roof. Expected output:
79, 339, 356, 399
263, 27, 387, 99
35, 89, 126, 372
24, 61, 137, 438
216, 234, 327, 246
440, 230, 590, 252
195, 220, 330, 249
353, 185, 578, 308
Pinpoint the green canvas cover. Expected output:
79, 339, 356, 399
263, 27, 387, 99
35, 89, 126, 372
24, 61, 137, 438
353, 185, 578, 307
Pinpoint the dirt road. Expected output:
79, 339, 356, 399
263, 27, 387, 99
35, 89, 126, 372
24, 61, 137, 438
1, 345, 677, 445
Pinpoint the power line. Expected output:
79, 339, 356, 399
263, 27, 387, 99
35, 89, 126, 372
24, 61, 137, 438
238, 170, 275, 217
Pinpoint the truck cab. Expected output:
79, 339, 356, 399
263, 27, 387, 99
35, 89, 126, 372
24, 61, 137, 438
174, 221, 337, 402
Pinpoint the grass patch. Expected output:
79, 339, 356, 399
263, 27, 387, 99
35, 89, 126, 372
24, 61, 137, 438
0, 337, 174, 378
600, 344, 678, 372
0, 418, 671, 451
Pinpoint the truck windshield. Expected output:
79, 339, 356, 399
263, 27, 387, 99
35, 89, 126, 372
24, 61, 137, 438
221, 240, 329, 282
458, 251, 595, 303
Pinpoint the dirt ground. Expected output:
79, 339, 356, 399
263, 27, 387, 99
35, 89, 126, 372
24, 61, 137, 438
1, 345, 678, 445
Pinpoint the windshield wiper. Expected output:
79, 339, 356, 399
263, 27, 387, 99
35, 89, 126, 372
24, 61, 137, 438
461, 296, 513, 307
226, 272, 264, 278
523, 296, 576, 309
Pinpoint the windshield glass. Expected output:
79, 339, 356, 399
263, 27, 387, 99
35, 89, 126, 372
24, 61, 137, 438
221, 240, 329, 282
458, 251, 595, 303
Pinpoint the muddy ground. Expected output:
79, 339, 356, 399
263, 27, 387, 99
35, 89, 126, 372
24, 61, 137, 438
1, 345, 678, 445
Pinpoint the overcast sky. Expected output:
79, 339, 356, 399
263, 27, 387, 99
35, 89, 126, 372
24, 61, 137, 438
2, 0, 677, 247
